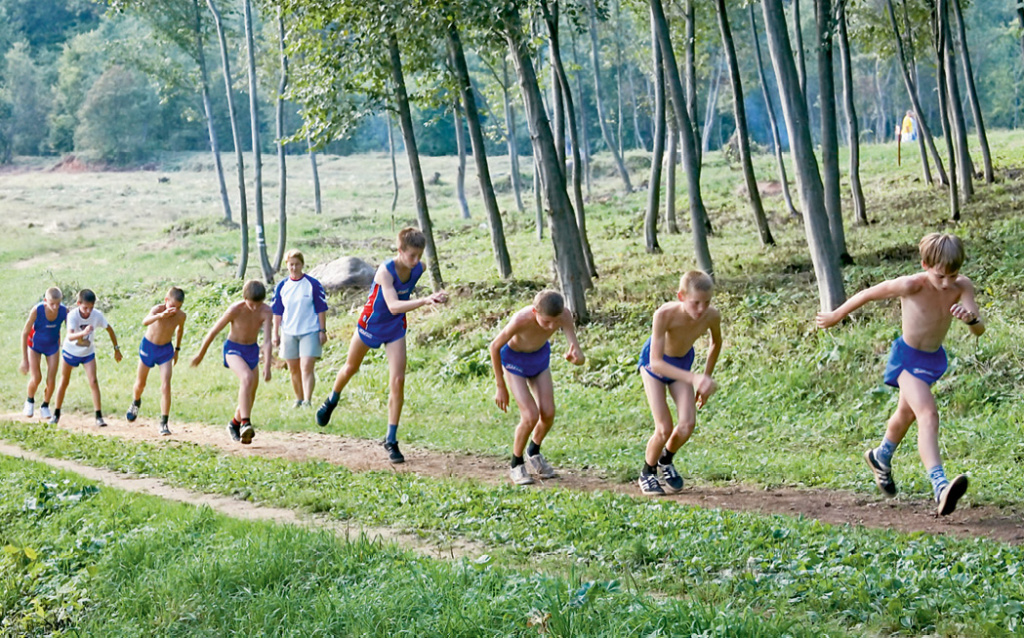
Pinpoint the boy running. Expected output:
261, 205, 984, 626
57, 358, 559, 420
315, 227, 448, 464
50, 289, 122, 426
125, 287, 187, 435
637, 271, 722, 496
191, 280, 272, 444
20, 287, 67, 420
816, 233, 984, 515
489, 290, 585, 485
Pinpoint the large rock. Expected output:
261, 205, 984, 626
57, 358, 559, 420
308, 257, 375, 292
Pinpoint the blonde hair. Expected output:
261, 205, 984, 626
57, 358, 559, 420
533, 290, 565, 317
284, 249, 305, 265
398, 227, 426, 250
919, 233, 965, 272
242, 280, 267, 302
679, 270, 713, 295
45, 287, 63, 301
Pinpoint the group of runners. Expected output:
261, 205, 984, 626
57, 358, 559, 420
19, 229, 984, 514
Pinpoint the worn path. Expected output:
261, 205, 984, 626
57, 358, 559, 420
4, 412, 1023, 544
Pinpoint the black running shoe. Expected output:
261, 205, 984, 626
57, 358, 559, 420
316, 398, 337, 427
227, 422, 241, 442
864, 449, 897, 497
937, 474, 969, 516
159, 423, 171, 436
658, 462, 684, 493
638, 472, 665, 496
383, 440, 405, 464
240, 424, 255, 445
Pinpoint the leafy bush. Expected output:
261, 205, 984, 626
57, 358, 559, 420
73, 65, 158, 165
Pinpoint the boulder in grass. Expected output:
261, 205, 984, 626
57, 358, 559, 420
308, 257, 375, 292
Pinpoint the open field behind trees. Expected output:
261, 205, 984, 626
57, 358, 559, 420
1, 132, 1024, 635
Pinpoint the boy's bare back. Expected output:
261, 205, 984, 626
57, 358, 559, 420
144, 304, 187, 345
654, 301, 720, 356
225, 301, 272, 345
891, 272, 977, 352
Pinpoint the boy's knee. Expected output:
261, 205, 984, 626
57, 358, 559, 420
539, 405, 555, 424
390, 374, 405, 391
676, 418, 695, 435
340, 362, 360, 379
520, 407, 540, 426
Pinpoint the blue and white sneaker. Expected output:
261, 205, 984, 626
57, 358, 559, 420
658, 462, 684, 493
638, 472, 665, 496
126, 403, 139, 422
937, 474, 968, 516
864, 449, 897, 497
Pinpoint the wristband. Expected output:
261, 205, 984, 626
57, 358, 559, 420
175, 347, 181, 351
113, 345, 121, 351
967, 317, 980, 326
319, 329, 327, 333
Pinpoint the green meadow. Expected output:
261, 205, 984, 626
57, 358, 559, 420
1, 131, 1023, 635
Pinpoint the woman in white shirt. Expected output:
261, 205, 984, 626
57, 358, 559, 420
271, 250, 329, 407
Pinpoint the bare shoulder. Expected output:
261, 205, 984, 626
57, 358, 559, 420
509, 305, 536, 327
955, 274, 976, 291
177, 309, 188, 323
706, 305, 722, 323
653, 301, 681, 320
888, 273, 925, 296
225, 300, 246, 317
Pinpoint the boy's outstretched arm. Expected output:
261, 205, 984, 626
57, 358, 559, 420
488, 315, 522, 413
106, 326, 122, 363
815, 277, 912, 329
559, 308, 585, 365
378, 267, 447, 315
952, 278, 986, 337
697, 311, 724, 408
261, 308, 273, 382
191, 308, 233, 367
173, 313, 185, 365
19, 308, 36, 375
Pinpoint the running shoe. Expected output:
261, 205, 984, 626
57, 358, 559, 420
864, 449, 897, 497
937, 474, 969, 516
39, 405, 52, 420
95, 417, 107, 427
316, 398, 337, 427
240, 423, 255, 445
638, 472, 665, 496
227, 422, 241, 442
525, 453, 556, 479
510, 464, 534, 485
658, 462, 684, 493
159, 423, 171, 436
126, 403, 139, 422
383, 440, 405, 464
22, 401, 33, 418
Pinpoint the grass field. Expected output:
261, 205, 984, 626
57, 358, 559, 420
1, 131, 1023, 635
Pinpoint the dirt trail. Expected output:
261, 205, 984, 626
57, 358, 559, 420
4, 412, 1023, 544
0, 439, 478, 560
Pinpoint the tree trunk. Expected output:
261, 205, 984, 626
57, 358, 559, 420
950, 0, 990, 182
192, 0, 231, 224
649, 0, 714, 276
501, 9, 590, 321
534, 158, 544, 240
549, 42, 566, 167
749, 4, 798, 217
570, 30, 593, 194
837, 5, 867, 226
684, 0, 701, 166
388, 30, 444, 289
585, 0, 632, 193
206, 0, 248, 278
453, 99, 471, 220
792, 0, 807, 99
447, 25, 512, 279
700, 50, 722, 155
242, 0, 274, 282
716, 0, 773, 247
646, 27, 666, 254
761, 0, 846, 310
936, 0, 973, 201
307, 134, 321, 215
627, 69, 646, 151
887, 0, 947, 186
666, 106, 680, 233
931, 0, 960, 220
542, 0, 597, 281
815, 0, 850, 265
613, 6, 625, 158
501, 59, 526, 214
387, 113, 398, 220
273, 7, 288, 272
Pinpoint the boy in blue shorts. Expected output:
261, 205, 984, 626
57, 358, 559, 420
50, 289, 123, 426
816, 233, 984, 516
637, 271, 722, 496
20, 287, 67, 420
315, 227, 448, 463
126, 287, 187, 435
191, 280, 272, 444
489, 290, 585, 485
